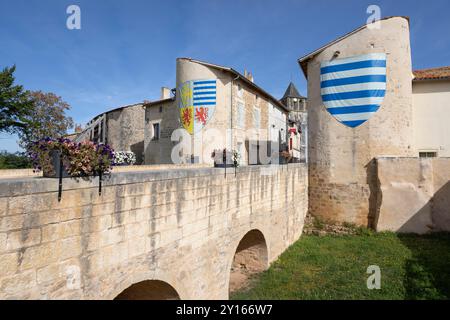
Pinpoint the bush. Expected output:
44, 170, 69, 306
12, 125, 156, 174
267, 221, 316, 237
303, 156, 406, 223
113, 151, 136, 166
27, 138, 114, 177
0, 151, 32, 169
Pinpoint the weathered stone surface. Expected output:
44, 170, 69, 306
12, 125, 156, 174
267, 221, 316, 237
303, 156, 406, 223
0, 164, 308, 299
306, 17, 415, 226
1, 252, 19, 277
375, 157, 450, 234
0, 270, 36, 297
6, 228, 41, 251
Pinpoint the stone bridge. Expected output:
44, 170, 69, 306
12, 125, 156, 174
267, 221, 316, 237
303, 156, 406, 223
0, 164, 308, 299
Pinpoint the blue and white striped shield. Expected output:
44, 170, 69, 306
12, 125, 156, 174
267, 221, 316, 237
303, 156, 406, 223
179, 79, 217, 134
320, 53, 387, 128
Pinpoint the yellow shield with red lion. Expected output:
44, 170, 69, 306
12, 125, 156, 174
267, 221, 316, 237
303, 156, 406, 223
179, 79, 216, 134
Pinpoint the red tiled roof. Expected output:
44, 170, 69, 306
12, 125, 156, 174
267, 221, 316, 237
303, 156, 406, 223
413, 66, 450, 81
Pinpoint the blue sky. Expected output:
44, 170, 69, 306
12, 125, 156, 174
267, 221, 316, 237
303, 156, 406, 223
1, 0, 449, 152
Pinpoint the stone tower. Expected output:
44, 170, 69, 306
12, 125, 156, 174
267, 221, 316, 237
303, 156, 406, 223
280, 82, 308, 162
298, 16, 415, 226
280, 82, 307, 113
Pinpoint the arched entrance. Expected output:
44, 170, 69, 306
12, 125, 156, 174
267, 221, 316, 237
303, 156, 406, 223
229, 229, 268, 295
114, 280, 180, 300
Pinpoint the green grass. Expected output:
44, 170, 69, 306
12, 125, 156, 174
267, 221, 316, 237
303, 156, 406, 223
231, 232, 450, 300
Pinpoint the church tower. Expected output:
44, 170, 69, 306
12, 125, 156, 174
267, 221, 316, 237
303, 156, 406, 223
280, 82, 308, 162
281, 82, 306, 114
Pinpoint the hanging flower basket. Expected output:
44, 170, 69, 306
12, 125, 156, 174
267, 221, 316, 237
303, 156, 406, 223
28, 138, 114, 178
45, 150, 70, 178
28, 138, 115, 201
279, 150, 292, 164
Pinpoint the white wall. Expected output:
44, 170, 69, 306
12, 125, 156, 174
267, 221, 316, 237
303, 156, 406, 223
413, 80, 450, 157
268, 103, 287, 145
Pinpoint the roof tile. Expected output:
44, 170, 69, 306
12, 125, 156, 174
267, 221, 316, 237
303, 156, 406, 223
413, 66, 450, 81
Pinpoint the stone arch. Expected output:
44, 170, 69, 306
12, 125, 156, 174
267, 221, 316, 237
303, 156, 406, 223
228, 229, 268, 295
114, 280, 180, 300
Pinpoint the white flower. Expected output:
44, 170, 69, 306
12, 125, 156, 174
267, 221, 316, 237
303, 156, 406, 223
113, 151, 136, 165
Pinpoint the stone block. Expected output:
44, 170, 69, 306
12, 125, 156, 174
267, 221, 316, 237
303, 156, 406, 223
0, 252, 19, 277
6, 228, 41, 250
0, 270, 36, 297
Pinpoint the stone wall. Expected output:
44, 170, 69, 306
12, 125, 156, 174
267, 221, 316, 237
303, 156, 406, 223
306, 17, 414, 226
0, 164, 308, 299
374, 157, 450, 234
144, 99, 179, 164
232, 78, 272, 165
107, 104, 145, 164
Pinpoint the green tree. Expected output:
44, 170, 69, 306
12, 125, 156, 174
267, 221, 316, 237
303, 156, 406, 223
19, 91, 74, 148
0, 151, 31, 169
0, 65, 34, 134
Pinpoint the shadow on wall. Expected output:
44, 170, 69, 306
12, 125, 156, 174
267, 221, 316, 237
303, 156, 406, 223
366, 159, 382, 230
114, 280, 180, 300
130, 141, 144, 165
399, 233, 450, 299
366, 158, 450, 233
394, 181, 450, 234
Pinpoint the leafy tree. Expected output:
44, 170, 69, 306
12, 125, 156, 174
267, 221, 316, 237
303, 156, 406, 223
0, 150, 31, 169
19, 91, 74, 148
0, 65, 34, 134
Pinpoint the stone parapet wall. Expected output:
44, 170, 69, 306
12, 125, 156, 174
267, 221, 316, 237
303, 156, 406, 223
0, 164, 308, 299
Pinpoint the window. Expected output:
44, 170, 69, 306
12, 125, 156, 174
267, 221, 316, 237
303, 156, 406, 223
237, 84, 243, 98
152, 123, 160, 140
253, 106, 260, 129
159, 105, 163, 113
419, 152, 437, 158
237, 142, 244, 165
237, 102, 245, 128
255, 94, 259, 104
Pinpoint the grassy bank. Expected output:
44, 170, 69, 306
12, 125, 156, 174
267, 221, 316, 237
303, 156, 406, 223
232, 231, 450, 300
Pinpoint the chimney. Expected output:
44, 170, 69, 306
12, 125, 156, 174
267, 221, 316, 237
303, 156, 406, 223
244, 70, 254, 83
74, 124, 83, 133
160, 87, 171, 100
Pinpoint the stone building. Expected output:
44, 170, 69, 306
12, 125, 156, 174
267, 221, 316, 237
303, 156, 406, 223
75, 103, 145, 164
77, 58, 294, 167
144, 88, 176, 164
298, 16, 450, 228
144, 58, 291, 165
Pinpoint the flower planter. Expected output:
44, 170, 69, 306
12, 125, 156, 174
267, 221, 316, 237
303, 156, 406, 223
43, 150, 71, 178
29, 138, 114, 201
43, 151, 99, 178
